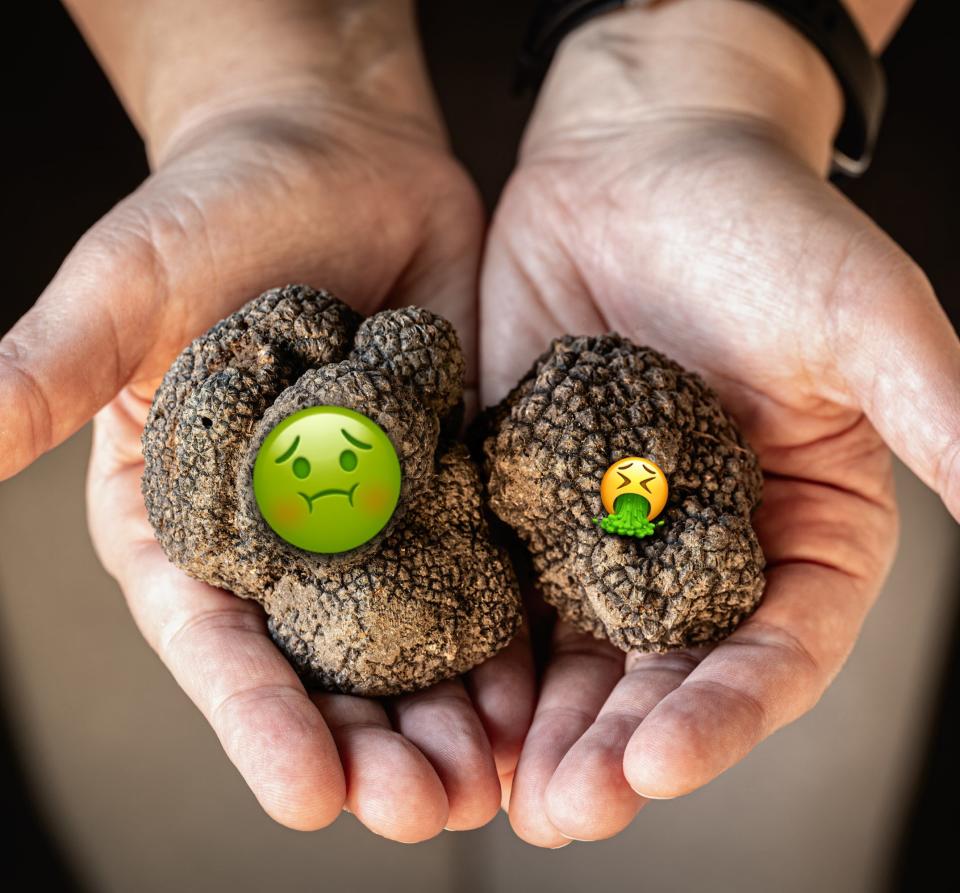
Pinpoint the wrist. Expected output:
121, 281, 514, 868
68, 0, 443, 165
528, 0, 845, 174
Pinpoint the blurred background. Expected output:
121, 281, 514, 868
2, 2, 957, 891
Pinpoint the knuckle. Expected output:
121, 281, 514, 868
731, 620, 826, 716
208, 681, 304, 735
687, 677, 769, 737
824, 235, 930, 341
77, 202, 166, 285
78, 181, 210, 313
886, 255, 935, 303
936, 436, 960, 514
626, 648, 703, 676
158, 603, 263, 664
535, 703, 599, 728
740, 619, 821, 677
0, 340, 54, 463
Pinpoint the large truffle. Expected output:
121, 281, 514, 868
479, 335, 765, 653
142, 284, 521, 696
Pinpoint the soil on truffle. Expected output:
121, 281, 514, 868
477, 335, 765, 653
141, 284, 522, 696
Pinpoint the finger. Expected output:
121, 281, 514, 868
622, 459, 894, 799
389, 679, 501, 831
545, 648, 708, 841
121, 547, 346, 830
623, 559, 877, 799
828, 232, 960, 521
464, 624, 537, 808
550, 450, 893, 834
312, 692, 449, 843
508, 622, 624, 848
0, 182, 199, 480
88, 409, 345, 831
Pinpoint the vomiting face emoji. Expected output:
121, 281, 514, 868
253, 405, 402, 553
595, 456, 669, 540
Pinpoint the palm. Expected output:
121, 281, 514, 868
109, 104, 482, 391
73, 102, 535, 840
481, 120, 911, 845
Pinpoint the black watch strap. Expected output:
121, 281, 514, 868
518, 0, 886, 177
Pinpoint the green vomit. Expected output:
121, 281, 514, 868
594, 492, 664, 540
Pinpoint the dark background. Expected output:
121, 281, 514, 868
4, 2, 957, 889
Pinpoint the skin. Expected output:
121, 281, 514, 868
1, 0, 952, 847
481, 0, 958, 847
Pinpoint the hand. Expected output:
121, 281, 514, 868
481, 0, 960, 846
3, 3, 534, 840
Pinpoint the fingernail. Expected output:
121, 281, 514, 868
629, 789, 672, 800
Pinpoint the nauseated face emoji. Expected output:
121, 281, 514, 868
594, 456, 669, 540
253, 406, 402, 554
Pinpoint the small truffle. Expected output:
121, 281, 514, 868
142, 284, 522, 696
478, 335, 765, 653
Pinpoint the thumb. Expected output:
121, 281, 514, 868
830, 237, 960, 522
0, 182, 217, 480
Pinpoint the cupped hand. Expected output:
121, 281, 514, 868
3, 77, 534, 840
481, 2, 960, 847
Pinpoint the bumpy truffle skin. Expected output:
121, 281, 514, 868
142, 284, 521, 696
480, 335, 765, 653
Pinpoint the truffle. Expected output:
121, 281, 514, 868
142, 284, 522, 696
479, 335, 765, 653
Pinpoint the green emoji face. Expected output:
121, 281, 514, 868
253, 406, 402, 554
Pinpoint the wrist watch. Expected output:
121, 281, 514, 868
518, 0, 887, 177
